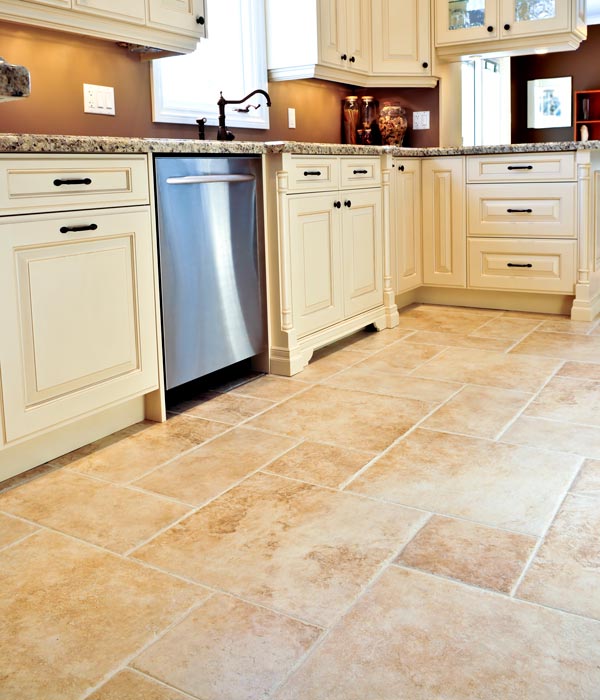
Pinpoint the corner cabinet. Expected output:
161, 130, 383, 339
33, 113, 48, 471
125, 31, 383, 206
434, 0, 586, 59
265, 153, 399, 376
0, 0, 206, 54
265, 0, 436, 88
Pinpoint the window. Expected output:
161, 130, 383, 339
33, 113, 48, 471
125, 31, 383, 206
461, 56, 511, 146
151, 0, 269, 129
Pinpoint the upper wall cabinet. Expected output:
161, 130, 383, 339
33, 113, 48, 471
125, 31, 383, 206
435, 0, 586, 59
265, 0, 437, 88
0, 0, 206, 54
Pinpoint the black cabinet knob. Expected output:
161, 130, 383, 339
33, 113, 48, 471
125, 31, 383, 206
349, 56, 356, 63
399, 165, 405, 172
341, 53, 347, 60
196, 15, 205, 24
422, 62, 429, 68
487, 25, 494, 32
344, 200, 352, 208
334, 200, 341, 209
504, 23, 511, 30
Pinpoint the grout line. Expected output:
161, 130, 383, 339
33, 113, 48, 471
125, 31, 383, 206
0, 526, 40, 553
111, 667, 201, 700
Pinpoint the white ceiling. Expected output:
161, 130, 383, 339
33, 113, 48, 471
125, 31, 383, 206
587, 0, 600, 24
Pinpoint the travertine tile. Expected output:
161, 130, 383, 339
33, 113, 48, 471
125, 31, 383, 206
412, 347, 560, 392
296, 348, 365, 382
0, 470, 189, 553
0, 512, 37, 549
537, 318, 600, 335
396, 515, 537, 593
61, 415, 228, 483
170, 391, 274, 425
336, 326, 416, 354
274, 567, 600, 700
0, 530, 207, 700
87, 670, 189, 700
501, 416, 600, 459
525, 376, 600, 426
248, 385, 432, 452
133, 594, 321, 700
403, 330, 515, 352
511, 330, 600, 363
0, 461, 60, 494
570, 459, 600, 497
348, 429, 579, 535
229, 374, 309, 401
135, 427, 298, 505
558, 361, 600, 381
421, 384, 531, 439
468, 316, 542, 339
396, 304, 499, 334
133, 472, 426, 626
264, 441, 375, 489
517, 494, 600, 620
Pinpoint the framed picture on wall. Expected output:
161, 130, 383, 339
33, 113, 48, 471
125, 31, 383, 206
527, 77, 572, 129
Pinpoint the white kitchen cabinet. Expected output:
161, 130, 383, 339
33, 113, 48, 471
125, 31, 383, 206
265, 0, 437, 87
266, 153, 397, 376
0, 0, 206, 54
422, 157, 466, 287
435, 0, 586, 58
391, 158, 422, 293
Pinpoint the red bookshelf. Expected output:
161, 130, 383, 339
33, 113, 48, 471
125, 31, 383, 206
574, 90, 600, 141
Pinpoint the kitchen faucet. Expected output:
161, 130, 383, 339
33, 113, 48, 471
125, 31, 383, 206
216, 89, 272, 141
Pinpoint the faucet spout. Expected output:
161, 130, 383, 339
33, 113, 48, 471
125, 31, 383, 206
216, 89, 272, 141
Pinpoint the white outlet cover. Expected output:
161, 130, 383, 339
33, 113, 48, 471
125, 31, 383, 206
413, 111, 430, 130
288, 107, 296, 129
83, 83, 115, 116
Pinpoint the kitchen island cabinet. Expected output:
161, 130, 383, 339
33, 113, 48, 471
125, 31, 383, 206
391, 158, 422, 293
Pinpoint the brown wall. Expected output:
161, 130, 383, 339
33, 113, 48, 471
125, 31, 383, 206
0, 20, 440, 145
511, 24, 600, 144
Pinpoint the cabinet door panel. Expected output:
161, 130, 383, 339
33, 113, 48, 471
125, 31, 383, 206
372, 0, 430, 75
289, 195, 344, 337
435, 0, 498, 45
73, 0, 145, 23
422, 158, 466, 287
342, 189, 383, 317
147, 0, 205, 36
393, 160, 422, 293
500, 0, 569, 37
345, 0, 370, 73
317, 0, 344, 67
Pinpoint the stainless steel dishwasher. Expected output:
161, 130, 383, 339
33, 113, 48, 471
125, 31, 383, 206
154, 155, 266, 390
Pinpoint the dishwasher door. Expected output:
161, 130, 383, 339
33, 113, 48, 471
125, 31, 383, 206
154, 155, 266, 390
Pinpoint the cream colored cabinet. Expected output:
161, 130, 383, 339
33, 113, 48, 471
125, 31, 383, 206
266, 153, 397, 376
392, 158, 422, 293
434, 0, 586, 59
265, 0, 437, 87
422, 157, 466, 287
0, 0, 206, 53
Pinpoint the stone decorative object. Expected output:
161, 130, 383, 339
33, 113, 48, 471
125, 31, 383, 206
0, 57, 31, 102
378, 104, 408, 146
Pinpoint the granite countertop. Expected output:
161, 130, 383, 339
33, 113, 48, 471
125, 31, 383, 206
0, 133, 599, 156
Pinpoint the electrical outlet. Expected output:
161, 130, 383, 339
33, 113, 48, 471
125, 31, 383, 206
288, 107, 296, 129
413, 111, 430, 130
83, 83, 115, 116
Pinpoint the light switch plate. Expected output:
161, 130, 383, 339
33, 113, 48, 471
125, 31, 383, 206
288, 107, 296, 129
413, 111, 430, 130
83, 83, 115, 116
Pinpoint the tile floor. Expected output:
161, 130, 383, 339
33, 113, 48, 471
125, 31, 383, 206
2, 303, 600, 699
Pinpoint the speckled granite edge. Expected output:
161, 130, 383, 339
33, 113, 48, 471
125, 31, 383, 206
0, 61, 30, 102
0, 134, 598, 156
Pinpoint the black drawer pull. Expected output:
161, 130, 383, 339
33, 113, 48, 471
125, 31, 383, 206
304, 170, 322, 176
59, 223, 98, 234
507, 208, 533, 213
53, 177, 92, 186
507, 165, 533, 170
334, 200, 341, 209
507, 262, 533, 268
353, 169, 368, 175
344, 200, 352, 208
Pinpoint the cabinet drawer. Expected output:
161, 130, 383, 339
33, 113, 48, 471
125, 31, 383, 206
0, 155, 150, 214
466, 153, 576, 182
340, 157, 381, 189
468, 238, 576, 294
284, 156, 339, 192
467, 183, 576, 238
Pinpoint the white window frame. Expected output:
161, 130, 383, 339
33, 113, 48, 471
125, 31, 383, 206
151, 0, 269, 130
461, 56, 511, 146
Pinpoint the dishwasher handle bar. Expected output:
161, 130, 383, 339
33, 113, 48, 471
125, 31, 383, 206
165, 174, 256, 185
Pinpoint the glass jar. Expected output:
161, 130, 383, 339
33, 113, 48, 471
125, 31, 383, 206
378, 104, 408, 146
342, 96, 360, 145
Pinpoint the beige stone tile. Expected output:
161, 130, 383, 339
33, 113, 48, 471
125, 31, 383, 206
558, 361, 600, 381
412, 346, 560, 392
404, 330, 515, 352
0, 461, 60, 494
570, 459, 600, 497
0, 470, 189, 553
248, 385, 433, 452
229, 374, 309, 401
517, 494, 600, 620
135, 427, 298, 505
351, 341, 445, 372
61, 415, 228, 483
133, 594, 321, 700
511, 330, 600, 363
264, 441, 375, 489
525, 376, 600, 426
421, 384, 532, 439
0, 512, 38, 549
396, 304, 500, 334
296, 348, 365, 382
468, 316, 543, 339
501, 416, 600, 459
396, 515, 537, 593
87, 670, 189, 700
348, 429, 579, 535
133, 472, 426, 626
0, 530, 207, 700
274, 567, 600, 700
335, 326, 416, 354
170, 391, 275, 425
537, 318, 600, 335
